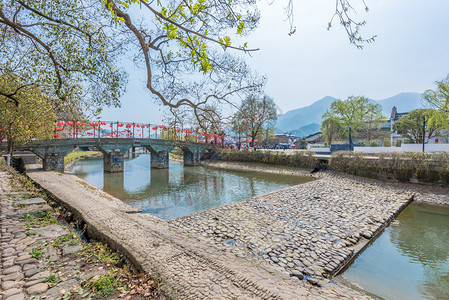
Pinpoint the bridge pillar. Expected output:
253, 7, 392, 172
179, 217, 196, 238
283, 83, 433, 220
32, 146, 74, 173
43, 154, 65, 172
150, 150, 169, 169
183, 149, 202, 166
103, 150, 125, 172
96, 145, 131, 173
144, 145, 174, 169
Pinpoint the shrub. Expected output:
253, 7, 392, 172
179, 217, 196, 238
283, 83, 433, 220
216, 149, 317, 169
329, 151, 449, 185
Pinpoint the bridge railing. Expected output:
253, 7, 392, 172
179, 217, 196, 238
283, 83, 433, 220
52, 120, 224, 144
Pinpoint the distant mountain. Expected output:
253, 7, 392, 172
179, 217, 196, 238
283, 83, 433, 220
276, 92, 424, 133
287, 123, 320, 138
276, 96, 336, 133
375, 92, 425, 116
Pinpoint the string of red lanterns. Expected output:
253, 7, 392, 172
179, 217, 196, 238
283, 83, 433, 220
51, 120, 224, 144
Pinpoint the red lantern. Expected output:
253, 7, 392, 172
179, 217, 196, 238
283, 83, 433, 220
53, 134, 59, 139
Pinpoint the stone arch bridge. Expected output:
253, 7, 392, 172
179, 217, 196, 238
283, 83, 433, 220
13, 138, 214, 173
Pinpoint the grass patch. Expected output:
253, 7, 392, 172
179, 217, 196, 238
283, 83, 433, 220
82, 242, 119, 265
64, 151, 101, 164
68, 239, 79, 246
46, 275, 60, 287
52, 234, 73, 246
83, 271, 124, 298
30, 248, 42, 259
20, 210, 58, 228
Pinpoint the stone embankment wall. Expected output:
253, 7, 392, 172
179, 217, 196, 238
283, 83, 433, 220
215, 149, 318, 169
329, 151, 449, 185
215, 149, 449, 186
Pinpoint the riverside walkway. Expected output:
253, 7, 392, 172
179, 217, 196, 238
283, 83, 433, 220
23, 163, 375, 299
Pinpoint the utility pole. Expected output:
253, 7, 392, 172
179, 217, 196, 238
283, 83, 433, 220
422, 116, 426, 153
348, 126, 353, 151
238, 124, 241, 150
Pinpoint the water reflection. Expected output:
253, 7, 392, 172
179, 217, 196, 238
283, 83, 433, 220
389, 205, 449, 300
68, 154, 313, 220
343, 203, 449, 300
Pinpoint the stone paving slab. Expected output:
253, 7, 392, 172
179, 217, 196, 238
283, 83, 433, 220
0, 169, 160, 299
177, 161, 412, 280
171, 173, 413, 279
14, 198, 46, 206
24, 164, 373, 299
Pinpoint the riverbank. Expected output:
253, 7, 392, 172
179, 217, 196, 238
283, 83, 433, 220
64, 151, 102, 166
0, 162, 158, 299
13, 156, 447, 299
203, 160, 449, 206
24, 163, 345, 299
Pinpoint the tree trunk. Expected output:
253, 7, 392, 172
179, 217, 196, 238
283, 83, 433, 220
7, 138, 14, 156
251, 131, 255, 148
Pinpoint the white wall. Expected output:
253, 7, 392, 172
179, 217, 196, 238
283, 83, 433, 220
354, 144, 449, 153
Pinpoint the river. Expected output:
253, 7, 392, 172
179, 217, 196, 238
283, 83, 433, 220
67, 154, 313, 220
342, 203, 449, 300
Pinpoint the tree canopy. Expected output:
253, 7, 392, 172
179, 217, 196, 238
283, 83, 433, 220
0, 73, 56, 154
0, 0, 127, 116
1, 0, 375, 124
392, 109, 444, 144
232, 95, 277, 147
321, 96, 386, 145
320, 115, 342, 145
424, 78, 449, 129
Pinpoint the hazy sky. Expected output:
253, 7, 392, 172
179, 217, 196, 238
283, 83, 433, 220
100, 0, 449, 123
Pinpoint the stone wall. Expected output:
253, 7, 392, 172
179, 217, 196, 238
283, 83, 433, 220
216, 149, 318, 170
329, 151, 449, 185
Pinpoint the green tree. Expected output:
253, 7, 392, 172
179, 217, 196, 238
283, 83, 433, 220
299, 137, 308, 149
424, 78, 449, 128
0, 0, 127, 115
392, 109, 444, 143
1, 0, 374, 123
320, 115, 343, 145
0, 74, 56, 156
232, 95, 277, 148
359, 102, 387, 143
323, 96, 385, 145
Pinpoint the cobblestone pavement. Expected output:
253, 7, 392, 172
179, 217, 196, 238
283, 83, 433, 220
171, 162, 413, 281
22, 164, 376, 299
0, 170, 158, 299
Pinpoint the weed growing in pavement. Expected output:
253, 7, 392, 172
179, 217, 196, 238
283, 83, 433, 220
19, 210, 58, 228
52, 234, 73, 246
30, 248, 42, 259
82, 271, 124, 298
82, 242, 119, 265
45, 275, 60, 287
